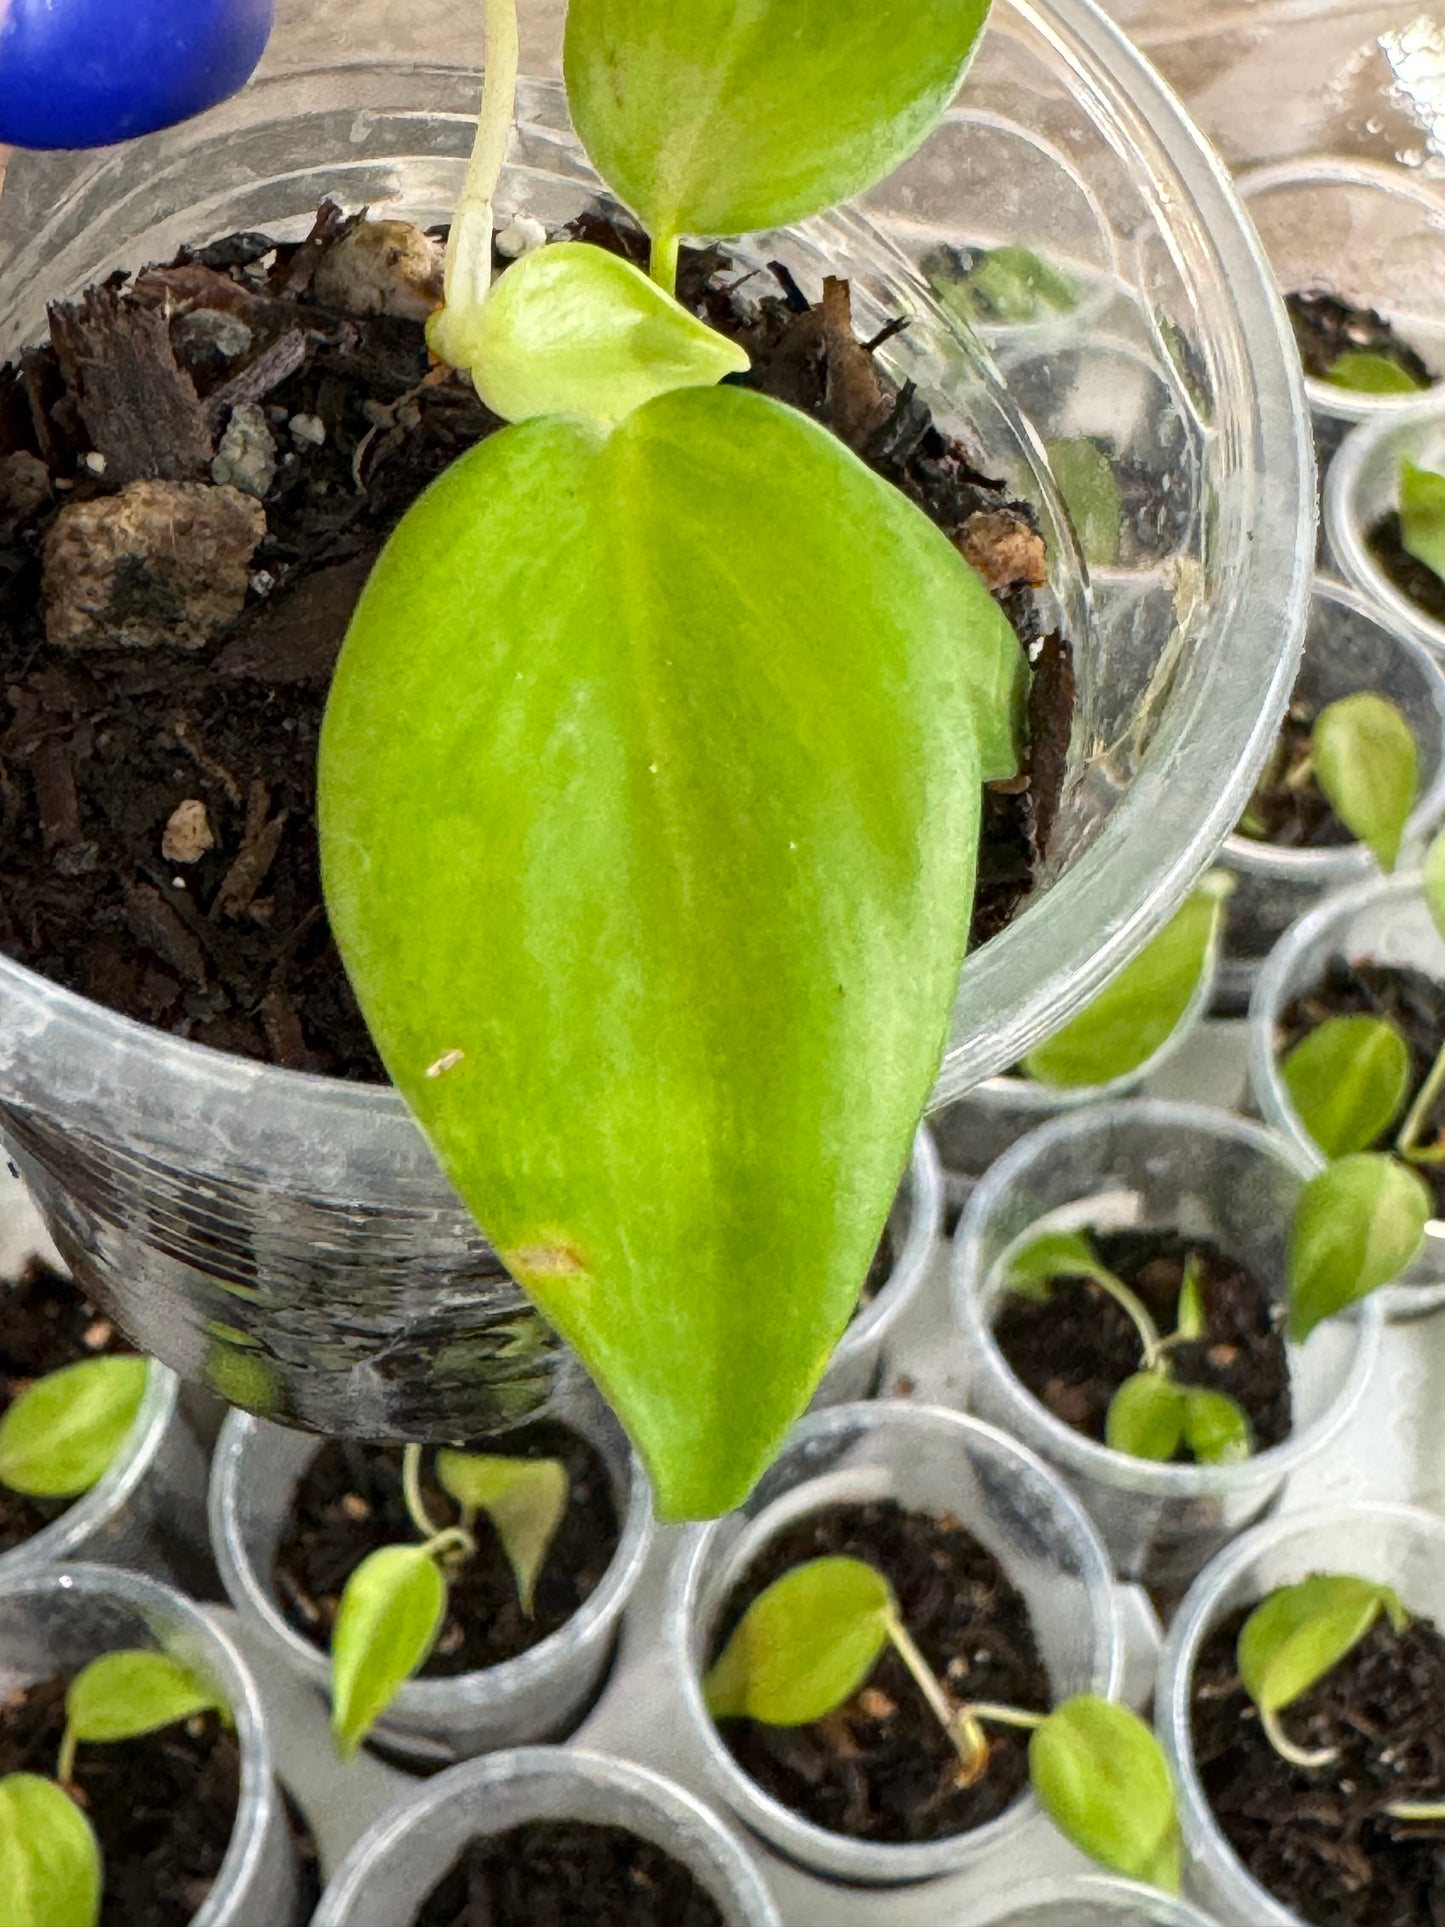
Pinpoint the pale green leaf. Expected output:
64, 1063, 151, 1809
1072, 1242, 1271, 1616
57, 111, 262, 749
1022, 881, 1227, 1088
331, 1546, 447, 1759
434, 1451, 568, 1615
1400, 457, 1445, 584
65, 1650, 221, 1747
429, 243, 750, 424
0, 1775, 101, 1927
703, 1556, 894, 1725
1029, 1697, 1182, 1892
1313, 693, 1417, 872
0, 1356, 150, 1500
1175, 1256, 1206, 1341
565, 0, 992, 246
934, 245, 1079, 325
1288, 1153, 1430, 1341
1426, 826, 1445, 943
1104, 1373, 1184, 1461
1045, 438, 1121, 569
319, 382, 1023, 1521
1006, 1228, 1117, 1299
1280, 1014, 1410, 1158
1322, 351, 1428, 396
1183, 1387, 1253, 1466
1238, 1574, 1407, 1715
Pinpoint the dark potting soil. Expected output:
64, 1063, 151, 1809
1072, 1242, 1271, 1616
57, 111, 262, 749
1286, 288, 1435, 392
274, 1423, 620, 1675
414, 1820, 727, 1927
0, 1254, 135, 1555
1192, 1603, 1445, 1927
1367, 510, 1445, 628
1279, 956, 1445, 1215
709, 1499, 1049, 1844
0, 1672, 239, 1927
1238, 698, 1353, 852
0, 204, 1072, 1079
991, 1228, 1292, 1452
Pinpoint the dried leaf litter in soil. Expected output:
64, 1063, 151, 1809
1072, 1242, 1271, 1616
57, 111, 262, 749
414, 1820, 726, 1927
0, 1255, 135, 1555
1192, 1605, 1445, 1927
0, 204, 1074, 1079
1279, 957, 1445, 1215
273, 1424, 619, 1676
992, 1228, 1292, 1449
708, 1499, 1049, 1843
0, 1673, 238, 1927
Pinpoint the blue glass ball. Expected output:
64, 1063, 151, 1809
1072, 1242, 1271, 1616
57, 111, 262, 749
0, 0, 274, 150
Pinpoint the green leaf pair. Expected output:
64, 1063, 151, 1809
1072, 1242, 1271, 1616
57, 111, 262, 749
1105, 1374, 1251, 1466
1238, 1573, 1406, 1719
0, 1356, 149, 1500
1021, 879, 1229, 1090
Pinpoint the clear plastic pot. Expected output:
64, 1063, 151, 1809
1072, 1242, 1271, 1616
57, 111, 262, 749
310, 1745, 782, 1927
951, 1101, 1381, 1590
1323, 399, 1445, 659
1155, 1502, 1445, 1927
666, 1399, 1120, 1886
1248, 868, 1445, 1316
208, 1389, 653, 1763
1215, 578, 1445, 1011
0, 5, 1311, 1433
956, 1875, 1225, 1925
0, 1561, 297, 1926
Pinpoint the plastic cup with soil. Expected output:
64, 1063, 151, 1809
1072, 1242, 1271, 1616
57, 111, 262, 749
308, 1746, 782, 1927
208, 1392, 652, 1765
667, 1399, 1119, 1885
1215, 579, 1445, 1014
1250, 868, 1445, 1317
0, 1559, 297, 1926
956, 1875, 1226, 1925
0, 34, 1312, 1441
1156, 1501, 1445, 1927
1324, 401, 1445, 660
0, 1253, 203, 1583
951, 1101, 1381, 1596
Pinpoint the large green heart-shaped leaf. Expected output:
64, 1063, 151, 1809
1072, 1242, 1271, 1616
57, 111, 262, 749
704, 1555, 895, 1725
1280, 1013, 1410, 1159
1312, 692, 1417, 873
1029, 1697, 1182, 1892
1237, 1574, 1407, 1715
0, 1356, 150, 1500
565, 0, 992, 251
1288, 1152, 1431, 1341
319, 383, 1020, 1520
65, 1651, 222, 1748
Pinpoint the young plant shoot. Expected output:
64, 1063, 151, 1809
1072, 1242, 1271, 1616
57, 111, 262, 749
1236, 1573, 1445, 1820
1400, 456, 1445, 585
0, 1356, 149, 1503
1239, 691, 1417, 872
704, 1554, 1181, 1888
1281, 974, 1445, 1176
318, 0, 1025, 1520
0, 1649, 225, 1927
329, 1445, 568, 1756
1323, 352, 1429, 396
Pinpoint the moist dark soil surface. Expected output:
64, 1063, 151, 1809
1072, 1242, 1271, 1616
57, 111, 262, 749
1192, 1603, 1445, 1927
1280, 956, 1445, 1215
1367, 511, 1445, 627
274, 1423, 620, 1675
0, 205, 1072, 1078
0, 1672, 239, 1927
1237, 698, 1353, 851
992, 1228, 1292, 1452
1287, 288, 1435, 391
0, 1255, 135, 1555
414, 1820, 727, 1927
709, 1499, 1049, 1843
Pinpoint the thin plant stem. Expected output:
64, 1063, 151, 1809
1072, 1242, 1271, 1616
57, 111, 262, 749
650, 231, 680, 297
443, 0, 521, 319
420, 1525, 476, 1567
1262, 1704, 1339, 1771
1395, 1037, 1445, 1162
1386, 1800, 1445, 1822
1088, 1268, 1164, 1371
56, 1724, 78, 1791
885, 1614, 979, 1766
402, 1444, 442, 1540
964, 1701, 1046, 1733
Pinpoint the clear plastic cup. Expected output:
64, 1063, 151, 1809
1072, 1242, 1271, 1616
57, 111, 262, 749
1323, 399, 1445, 659
1155, 1502, 1445, 1927
666, 1399, 1120, 1886
1248, 868, 1445, 1316
1215, 578, 1445, 1011
951, 1101, 1381, 1591
0, 1561, 297, 1926
208, 1390, 653, 1763
0, 0, 1313, 1435
956, 1874, 1225, 1925
310, 1745, 782, 1927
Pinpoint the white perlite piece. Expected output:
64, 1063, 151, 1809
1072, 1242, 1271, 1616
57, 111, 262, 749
312, 218, 445, 322
496, 214, 548, 260
162, 799, 215, 864
289, 413, 327, 447
42, 480, 266, 651
212, 403, 278, 500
